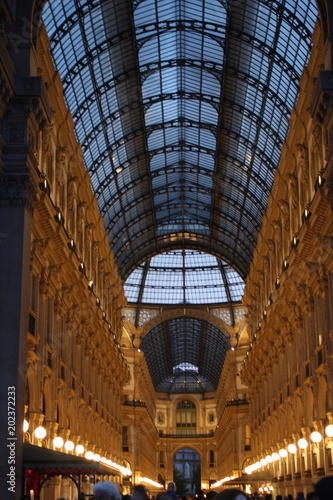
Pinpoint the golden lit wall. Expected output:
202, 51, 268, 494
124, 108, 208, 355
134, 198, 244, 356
24, 25, 130, 469
241, 21, 333, 495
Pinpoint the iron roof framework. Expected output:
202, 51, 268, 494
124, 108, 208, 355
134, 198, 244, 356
42, 0, 318, 282
140, 316, 230, 393
124, 250, 245, 327
42, 0, 318, 392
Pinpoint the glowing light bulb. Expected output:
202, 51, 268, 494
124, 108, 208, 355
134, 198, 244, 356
310, 431, 322, 443
325, 425, 333, 437
65, 440, 74, 451
298, 438, 308, 449
34, 426, 46, 439
53, 437, 64, 448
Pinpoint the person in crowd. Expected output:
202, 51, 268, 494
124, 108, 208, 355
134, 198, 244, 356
165, 482, 178, 500
276, 495, 282, 500
314, 475, 333, 500
214, 488, 248, 500
196, 491, 205, 500
306, 492, 316, 500
93, 481, 121, 500
133, 485, 149, 500
295, 493, 304, 500
206, 490, 217, 500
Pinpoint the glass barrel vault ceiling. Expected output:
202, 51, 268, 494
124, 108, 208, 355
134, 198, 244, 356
124, 250, 244, 305
42, 0, 318, 282
140, 317, 230, 393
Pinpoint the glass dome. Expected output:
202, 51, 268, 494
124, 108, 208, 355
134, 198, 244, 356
124, 250, 245, 305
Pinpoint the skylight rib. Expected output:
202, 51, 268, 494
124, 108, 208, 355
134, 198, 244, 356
43, 0, 318, 281
124, 250, 245, 305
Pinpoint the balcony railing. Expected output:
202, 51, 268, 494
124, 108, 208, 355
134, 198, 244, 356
159, 431, 214, 438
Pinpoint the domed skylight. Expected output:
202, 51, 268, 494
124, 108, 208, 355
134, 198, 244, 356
124, 250, 245, 305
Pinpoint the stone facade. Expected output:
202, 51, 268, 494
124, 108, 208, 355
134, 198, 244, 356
1, 1, 333, 499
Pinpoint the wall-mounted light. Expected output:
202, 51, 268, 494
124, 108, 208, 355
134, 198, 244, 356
85, 451, 94, 460
65, 440, 75, 451
297, 438, 308, 449
23, 419, 29, 432
39, 177, 50, 194
139, 477, 164, 488
53, 436, 64, 448
68, 238, 75, 251
287, 443, 297, 453
34, 426, 47, 439
291, 234, 299, 248
78, 262, 86, 274
315, 172, 325, 190
302, 206, 311, 222
275, 277, 280, 289
325, 424, 333, 437
279, 448, 288, 458
88, 280, 94, 291
76, 444, 85, 454
282, 258, 289, 271
54, 210, 63, 225
310, 431, 322, 443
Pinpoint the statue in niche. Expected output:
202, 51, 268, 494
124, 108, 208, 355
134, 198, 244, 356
313, 124, 321, 153
278, 199, 290, 232
272, 220, 282, 252
287, 172, 299, 210
77, 201, 86, 235
85, 223, 94, 263
67, 176, 78, 213
56, 146, 68, 186
296, 143, 309, 184
42, 122, 53, 152
92, 241, 100, 271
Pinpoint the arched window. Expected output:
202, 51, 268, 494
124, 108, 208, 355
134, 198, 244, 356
176, 400, 196, 436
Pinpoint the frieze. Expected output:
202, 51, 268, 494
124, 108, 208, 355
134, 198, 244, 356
31, 237, 49, 259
